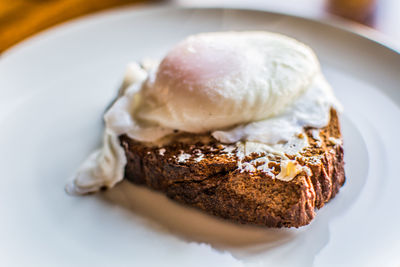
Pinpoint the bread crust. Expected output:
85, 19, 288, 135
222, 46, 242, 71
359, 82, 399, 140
120, 109, 345, 228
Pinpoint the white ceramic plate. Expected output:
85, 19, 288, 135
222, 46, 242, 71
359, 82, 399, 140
1, 6, 399, 267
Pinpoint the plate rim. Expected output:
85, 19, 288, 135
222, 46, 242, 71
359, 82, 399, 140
1, 5, 399, 266
0, 5, 399, 63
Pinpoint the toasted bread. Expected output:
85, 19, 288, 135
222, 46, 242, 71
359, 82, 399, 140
120, 109, 345, 228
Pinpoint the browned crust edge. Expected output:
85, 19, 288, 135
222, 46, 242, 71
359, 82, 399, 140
120, 109, 345, 228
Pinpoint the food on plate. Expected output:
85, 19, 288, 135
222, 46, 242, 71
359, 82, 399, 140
66, 31, 345, 228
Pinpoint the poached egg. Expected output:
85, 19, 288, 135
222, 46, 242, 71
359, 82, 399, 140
66, 31, 341, 194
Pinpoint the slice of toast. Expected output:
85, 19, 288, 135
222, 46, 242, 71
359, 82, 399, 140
120, 109, 345, 228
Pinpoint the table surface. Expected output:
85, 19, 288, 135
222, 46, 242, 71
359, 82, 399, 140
0, 0, 399, 53
0, 0, 148, 53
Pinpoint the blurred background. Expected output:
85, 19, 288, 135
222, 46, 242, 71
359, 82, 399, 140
0, 0, 399, 53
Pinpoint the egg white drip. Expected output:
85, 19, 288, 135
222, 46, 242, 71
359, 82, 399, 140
66, 61, 341, 194
65, 129, 127, 194
212, 73, 339, 144
65, 64, 146, 195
